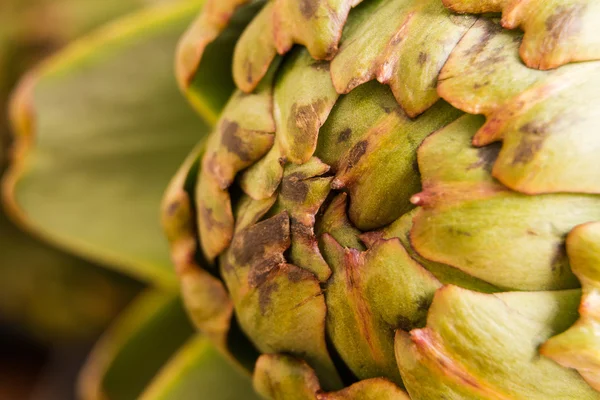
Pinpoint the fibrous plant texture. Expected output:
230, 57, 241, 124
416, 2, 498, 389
161, 0, 600, 398
6, 0, 600, 398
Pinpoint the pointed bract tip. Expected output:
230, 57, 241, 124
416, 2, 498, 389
331, 178, 345, 190
410, 193, 424, 206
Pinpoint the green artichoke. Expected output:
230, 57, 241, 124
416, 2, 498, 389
5, 0, 600, 398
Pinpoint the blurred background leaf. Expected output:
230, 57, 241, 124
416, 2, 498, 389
0, 1, 183, 398
78, 290, 195, 400
5, 1, 208, 287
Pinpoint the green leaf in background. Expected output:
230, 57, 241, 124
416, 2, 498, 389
79, 290, 195, 400
0, 0, 163, 164
140, 335, 261, 400
0, 204, 138, 341
4, 1, 210, 287
0, 0, 159, 343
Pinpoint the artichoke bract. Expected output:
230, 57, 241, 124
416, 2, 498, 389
162, 0, 600, 398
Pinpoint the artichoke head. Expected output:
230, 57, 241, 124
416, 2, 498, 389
5, 0, 600, 398
162, 0, 600, 399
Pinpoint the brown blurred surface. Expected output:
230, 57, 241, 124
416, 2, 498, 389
0, 326, 48, 400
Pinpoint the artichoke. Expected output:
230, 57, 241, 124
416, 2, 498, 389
5, 0, 600, 398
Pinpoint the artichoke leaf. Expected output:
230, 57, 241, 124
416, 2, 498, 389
162, 142, 233, 346
362, 208, 500, 293
316, 192, 364, 251
176, 0, 264, 124
232, 2, 278, 93
79, 290, 195, 400
5, 1, 209, 287
219, 208, 343, 390
239, 141, 286, 200
274, 48, 339, 165
139, 335, 261, 400
443, 0, 600, 69
331, 0, 476, 117
395, 286, 599, 399
542, 222, 600, 391
321, 234, 441, 385
270, 158, 333, 282
195, 61, 278, 260
254, 354, 409, 400
315, 81, 399, 172
332, 97, 461, 231
176, 0, 251, 87
272, 0, 363, 60
411, 114, 600, 291
439, 17, 600, 195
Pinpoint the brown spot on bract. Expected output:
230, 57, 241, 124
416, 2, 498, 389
310, 60, 330, 71
289, 99, 326, 138
381, 104, 397, 114
291, 218, 313, 237
287, 170, 310, 180
418, 52, 429, 65
325, 43, 338, 59
166, 201, 180, 216
287, 265, 312, 283
447, 227, 472, 237
512, 121, 549, 165
467, 21, 504, 56
344, 77, 364, 94
299, 0, 318, 19
249, 255, 286, 287
345, 140, 368, 170
545, 4, 584, 41
519, 121, 549, 135
337, 128, 352, 143
220, 257, 235, 274
231, 213, 290, 267
258, 281, 280, 314
245, 60, 253, 84
221, 119, 251, 162
480, 54, 507, 68
550, 243, 568, 273
281, 177, 310, 203
201, 206, 218, 231
467, 143, 501, 173
205, 154, 219, 181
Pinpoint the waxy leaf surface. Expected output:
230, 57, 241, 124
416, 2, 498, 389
140, 336, 260, 400
79, 290, 194, 400
6, 2, 208, 286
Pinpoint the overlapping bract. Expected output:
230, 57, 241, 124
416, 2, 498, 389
166, 0, 600, 398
